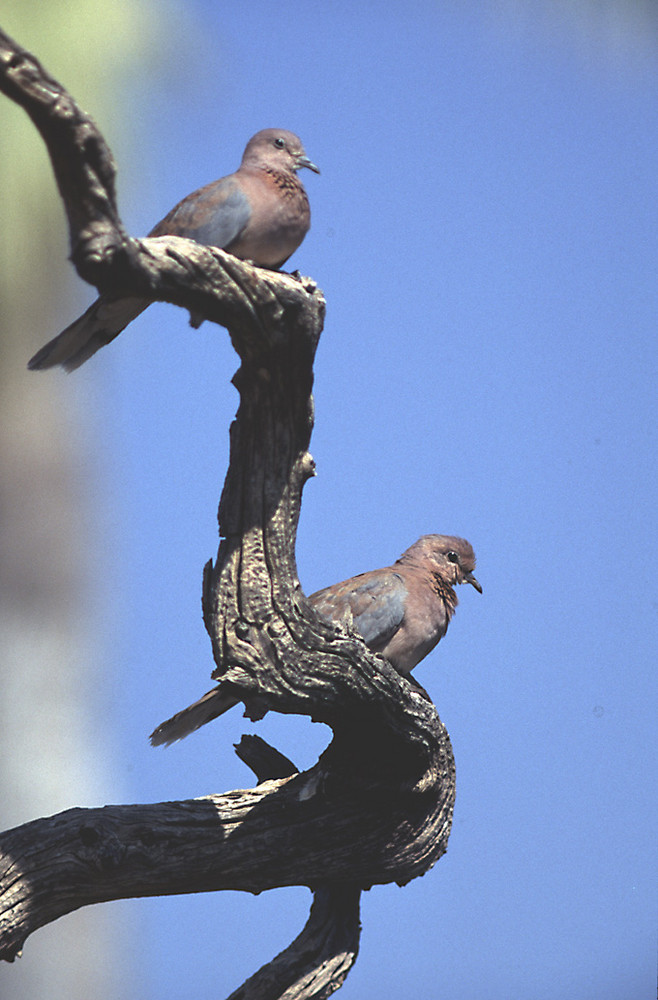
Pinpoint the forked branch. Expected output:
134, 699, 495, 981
0, 27, 455, 998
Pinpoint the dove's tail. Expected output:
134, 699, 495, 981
28, 294, 149, 372
149, 687, 241, 747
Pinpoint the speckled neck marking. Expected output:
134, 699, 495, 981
431, 572, 457, 616
263, 167, 310, 206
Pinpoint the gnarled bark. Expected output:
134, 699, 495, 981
0, 27, 456, 998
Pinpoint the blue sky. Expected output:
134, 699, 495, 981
19, 3, 658, 998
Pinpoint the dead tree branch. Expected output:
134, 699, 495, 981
0, 27, 456, 997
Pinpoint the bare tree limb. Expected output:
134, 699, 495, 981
0, 26, 456, 997
227, 885, 361, 1000
0, 741, 453, 962
229, 737, 361, 1000
234, 734, 298, 782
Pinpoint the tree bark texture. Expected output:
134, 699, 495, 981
0, 27, 456, 998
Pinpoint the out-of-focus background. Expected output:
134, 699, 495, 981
1, 3, 656, 998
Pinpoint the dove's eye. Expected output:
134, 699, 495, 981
446, 551, 459, 563
274, 137, 286, 149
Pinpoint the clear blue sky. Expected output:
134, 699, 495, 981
40, 3, 658, 997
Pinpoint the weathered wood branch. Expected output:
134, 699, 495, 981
0, 731, 452, 960
227, 739, 361, 1000
226, 884, 361, 1000
0, 26, 456, 997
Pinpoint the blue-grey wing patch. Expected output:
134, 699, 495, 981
149, 177, 251, 251
310, 571, 407, 651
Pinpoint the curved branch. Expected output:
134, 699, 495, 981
0, 740, 452, 963
0, 26, 124, 271
228, 737, 361, 1000
0, 26, 456, 997
227, 886, 361, 1000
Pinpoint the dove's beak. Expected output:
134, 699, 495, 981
297, 155, 320, 174
464, 571, 482, 594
